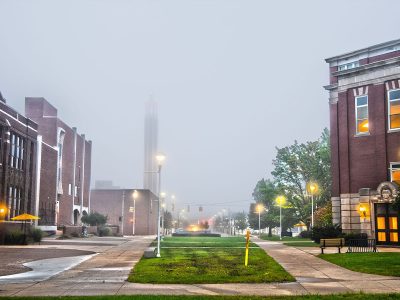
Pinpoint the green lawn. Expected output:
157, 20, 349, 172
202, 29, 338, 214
259, 234, 317, 247
129, 236, 294, 284
319, 252, 400, 277
3, 294, 400, 300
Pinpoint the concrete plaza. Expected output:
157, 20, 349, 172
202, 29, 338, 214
0, 236, 399, 296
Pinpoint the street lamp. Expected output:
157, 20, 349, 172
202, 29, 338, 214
256, 203, 264, 238
276, 196, 286, 240
307, 182, 319, 229
132, 190, 138, 235
160, 192, 166, 236
155, 153, 166, 258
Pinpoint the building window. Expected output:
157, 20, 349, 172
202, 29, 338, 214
390, 163, 400, 185
388, 89, 400, 130
9, 134, 24, 170
355, 95, 369, 134
338, 61, 359, 71
68, 184, 72, 196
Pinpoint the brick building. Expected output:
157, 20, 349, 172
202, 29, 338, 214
325, 39, 400, 245
25, 98, 92, 229
90, 189, 158, 235
0, 93, 37, 222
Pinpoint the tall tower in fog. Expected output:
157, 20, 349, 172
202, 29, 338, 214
143, 97, 158, 194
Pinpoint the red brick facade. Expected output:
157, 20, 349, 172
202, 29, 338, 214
326, 39, 400, 244
25, 98, 92, 227
90, 189, 158, 235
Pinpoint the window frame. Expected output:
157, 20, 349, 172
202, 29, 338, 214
388, 88, 400, 132
355, 94, 369, 135
390, 162, 400, 183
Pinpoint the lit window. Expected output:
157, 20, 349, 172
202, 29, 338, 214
390, 163, 400, 185
355, 95, 369, 134
377, 217, 386, 230
378, 232, 386, 242
388, 89, 400, 130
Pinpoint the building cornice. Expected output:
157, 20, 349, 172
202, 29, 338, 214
325, 38, 400, 63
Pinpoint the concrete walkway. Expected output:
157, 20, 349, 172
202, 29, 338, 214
0, 236, 399, 296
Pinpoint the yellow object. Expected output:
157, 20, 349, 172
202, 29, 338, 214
389, 217, 398, 230
256, 203, 264, 213
11, 213, 40, 221
244, 229, 250, 266
390, 232, 399, 242
276, 196, 286, 206
306, 182, 319, 195
378, 232, 386, 242
377, 217, 386, 230
358, 204, 369, 219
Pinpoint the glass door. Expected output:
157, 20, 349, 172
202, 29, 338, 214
375, 203, 399, 245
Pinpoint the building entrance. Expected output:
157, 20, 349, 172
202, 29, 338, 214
375, 203, 399, 245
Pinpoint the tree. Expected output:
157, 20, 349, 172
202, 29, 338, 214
314, 201, 333, 227
248, 179, 280, 236
81, 212, 107, 226
271, 129, 331, 229
163, 211, 173, 231
234, 211, 247, 234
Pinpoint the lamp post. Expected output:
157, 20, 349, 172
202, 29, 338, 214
256, 203, 264, 238
132, 190, 138, 235
160, 192, 166, 236
276, 196, 286, 240
156, 153, 166, 258
307, 182, 318, 229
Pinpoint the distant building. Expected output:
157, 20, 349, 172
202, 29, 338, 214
90, 189, 158, 235
143, 98, 158, 194
25, 97, 92, 228
0, 93, 37, 222
94, 180, 120, 190
325, 39, 400, 245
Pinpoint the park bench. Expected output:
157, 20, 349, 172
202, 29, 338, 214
347, 239, 377, 253
320, 238, 345, 254
143, 247, 157, 258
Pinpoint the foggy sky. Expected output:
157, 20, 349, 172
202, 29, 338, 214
1, 0, 399, 219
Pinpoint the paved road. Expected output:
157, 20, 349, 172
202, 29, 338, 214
0, 236, 399, 296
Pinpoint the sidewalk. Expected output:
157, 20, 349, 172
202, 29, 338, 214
0, 236, 399, 296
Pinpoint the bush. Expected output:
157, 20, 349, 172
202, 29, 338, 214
299, 230, 311, 238
30, 228, 43, 243
5, 230, 25, 245
311, 225, 342, 243
81, 212, 108, 226
98, 226, 112, 237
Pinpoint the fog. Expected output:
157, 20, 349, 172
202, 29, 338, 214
0, 0, 399, 219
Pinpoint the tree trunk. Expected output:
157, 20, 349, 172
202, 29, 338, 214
268, 226, 272, 237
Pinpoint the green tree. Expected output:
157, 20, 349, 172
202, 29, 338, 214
271, 128, 331, 229
163, 210, 173, 230
81, 212, 107, 226
234, 211, 247, 234
249, 179, 280, 236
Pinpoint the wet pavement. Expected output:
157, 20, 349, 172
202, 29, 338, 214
0, 235, 399, 296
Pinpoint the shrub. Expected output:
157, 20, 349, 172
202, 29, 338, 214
5, 230, 25, 245
299, 230, 311, 239
81, 212, 108, 226
311, 225, 342, 243
98, 226, 112, 237
30, 228, 43, 243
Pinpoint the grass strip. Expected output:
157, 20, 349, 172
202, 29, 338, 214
129, 236, 294, 283
319, 252, 400, 277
